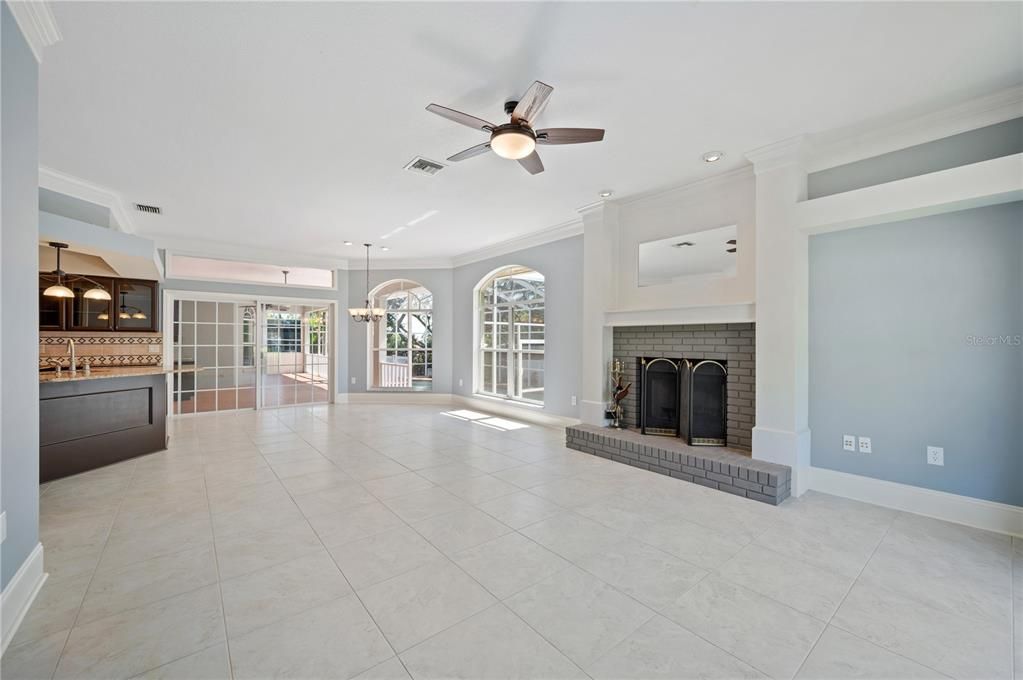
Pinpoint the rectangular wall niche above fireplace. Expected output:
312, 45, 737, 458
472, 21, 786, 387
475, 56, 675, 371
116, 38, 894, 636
639, 357, 727, 446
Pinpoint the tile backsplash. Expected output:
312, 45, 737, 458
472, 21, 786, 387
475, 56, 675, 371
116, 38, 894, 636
40, 331, 163, 369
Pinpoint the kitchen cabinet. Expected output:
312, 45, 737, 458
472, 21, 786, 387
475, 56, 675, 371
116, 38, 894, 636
39, 275, 159, 332
113, 279, 158, 331
39, 278, 67, 330
69, 277, 114, 331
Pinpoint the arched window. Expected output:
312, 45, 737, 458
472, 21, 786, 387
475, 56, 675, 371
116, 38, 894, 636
476, 266, 544, 404
369, 280, 433, 391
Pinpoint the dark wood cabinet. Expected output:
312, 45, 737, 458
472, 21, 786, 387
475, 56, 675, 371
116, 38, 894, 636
39, 278, 67, 330
113, 279, 158, 331
39, 274, 159, 332
69, 277, 114, 331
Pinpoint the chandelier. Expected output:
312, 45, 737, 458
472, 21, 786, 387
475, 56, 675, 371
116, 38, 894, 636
348, 243, 385, 323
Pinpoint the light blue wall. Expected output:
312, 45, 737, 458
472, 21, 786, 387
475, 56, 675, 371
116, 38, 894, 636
1, 2, 41, 588
452, 236, 584, 419
344, 269, 453, 394
808, 117, 1023, 199
809, 202, 1023, 506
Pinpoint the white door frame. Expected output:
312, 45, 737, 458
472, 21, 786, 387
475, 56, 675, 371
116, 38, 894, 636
163, 289, 338, 415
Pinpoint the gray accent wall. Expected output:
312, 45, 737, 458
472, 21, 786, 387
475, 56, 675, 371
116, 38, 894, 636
809, 202, 1023, 506
2, 2, 41, 588
452, 235, 583, 419
808, 117, 1023, 199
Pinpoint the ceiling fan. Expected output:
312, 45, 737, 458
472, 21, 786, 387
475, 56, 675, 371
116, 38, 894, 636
426, 80, 605, 175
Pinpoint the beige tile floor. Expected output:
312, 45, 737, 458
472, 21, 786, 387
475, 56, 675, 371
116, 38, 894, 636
2, 404, 1019, 680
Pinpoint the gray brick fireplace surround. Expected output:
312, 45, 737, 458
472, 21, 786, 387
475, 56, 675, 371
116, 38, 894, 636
612, 323, 756, 450
563, 322, 790, 505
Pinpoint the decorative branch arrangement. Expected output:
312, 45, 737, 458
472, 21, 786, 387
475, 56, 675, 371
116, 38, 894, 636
605, 358, 631, 429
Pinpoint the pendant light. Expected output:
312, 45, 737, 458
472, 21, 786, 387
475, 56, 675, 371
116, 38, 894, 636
42, 242, 112, 300
43, 242, 75, 298
116, 291, 146, 320
83, 286, 111, 300
348, 244, 385, 323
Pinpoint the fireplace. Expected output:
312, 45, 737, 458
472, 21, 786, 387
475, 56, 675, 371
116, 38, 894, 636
639, 357, 728, 446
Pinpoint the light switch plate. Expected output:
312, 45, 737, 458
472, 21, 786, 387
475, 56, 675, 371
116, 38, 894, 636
843, 435, 855, 452
927, 446, 944, 466
858, 436, 872, 454
350, 377, 357, 385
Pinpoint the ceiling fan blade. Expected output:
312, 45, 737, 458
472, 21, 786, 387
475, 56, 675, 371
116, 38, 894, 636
511, 81, 554, 125
535, 128, 605, 145
447, 142, 492, 162
426, 104, 495, 132
517, 150, 544, 175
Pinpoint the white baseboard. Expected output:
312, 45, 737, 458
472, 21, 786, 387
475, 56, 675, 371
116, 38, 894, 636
1, 543, 47, 654
809, 466, 1023, 537
339, 392, 455, 405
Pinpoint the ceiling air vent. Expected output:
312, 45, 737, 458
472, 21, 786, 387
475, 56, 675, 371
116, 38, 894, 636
404, 157, 445, 176
135, 203, 162, 215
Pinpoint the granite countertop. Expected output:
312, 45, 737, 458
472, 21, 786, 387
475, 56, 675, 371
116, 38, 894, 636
39, 366, 196, 384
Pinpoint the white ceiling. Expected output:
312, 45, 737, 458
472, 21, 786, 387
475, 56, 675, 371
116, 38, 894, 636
39, 2, 1022, 264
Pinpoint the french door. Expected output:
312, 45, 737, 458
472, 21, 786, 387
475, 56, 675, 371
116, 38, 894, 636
168, 295, 332, 413
259, 304, 330, 407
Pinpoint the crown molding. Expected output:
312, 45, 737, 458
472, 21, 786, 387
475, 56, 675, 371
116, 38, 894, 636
6, 1, 61, 63
450, 218, 584, 268
744, 136, 811, 175
347, 257, 454, 271
616, 165, 754, 207
38, 166, 137, 233
808, 85, 1023, 172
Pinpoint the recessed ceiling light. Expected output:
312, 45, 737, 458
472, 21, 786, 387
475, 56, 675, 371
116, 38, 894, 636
599, 190, 613, 198
702, 150, 724, 163
343, 241, 353, 246
380, 246, 390, 252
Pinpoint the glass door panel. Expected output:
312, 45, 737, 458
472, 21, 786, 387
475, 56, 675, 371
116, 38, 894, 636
260, 303, 330, 408
171, 298, 257, 414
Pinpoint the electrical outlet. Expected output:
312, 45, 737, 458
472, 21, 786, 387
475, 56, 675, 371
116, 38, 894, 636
927, 446, 944, 466
843, 435, 855, 452
458, 378, 464, 387
858, 436, 872, 454
571, 395, 577, 406
350, 377, 356, 385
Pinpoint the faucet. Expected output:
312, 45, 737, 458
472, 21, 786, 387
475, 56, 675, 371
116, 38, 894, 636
67, 339, 76, 374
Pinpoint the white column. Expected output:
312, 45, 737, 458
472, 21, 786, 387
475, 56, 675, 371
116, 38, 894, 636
578, 202, 618, 425
746, 137, 812, 496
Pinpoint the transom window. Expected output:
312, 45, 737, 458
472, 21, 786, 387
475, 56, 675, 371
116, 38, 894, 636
369, 280, 433, 391
476, 266, 544, 404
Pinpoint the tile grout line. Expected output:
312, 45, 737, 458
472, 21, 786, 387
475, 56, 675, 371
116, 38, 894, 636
270, 417, 417, 680
786, 511, 956, 680
46, 459, 140, 680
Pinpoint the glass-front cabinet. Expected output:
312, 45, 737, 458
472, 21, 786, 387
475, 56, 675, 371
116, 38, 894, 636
69, 278, 114, 330
38, 275, 159, 332
113, 280, 158, 331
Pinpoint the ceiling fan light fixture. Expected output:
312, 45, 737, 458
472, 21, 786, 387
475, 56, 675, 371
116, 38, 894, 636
490, 127, 536, 160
